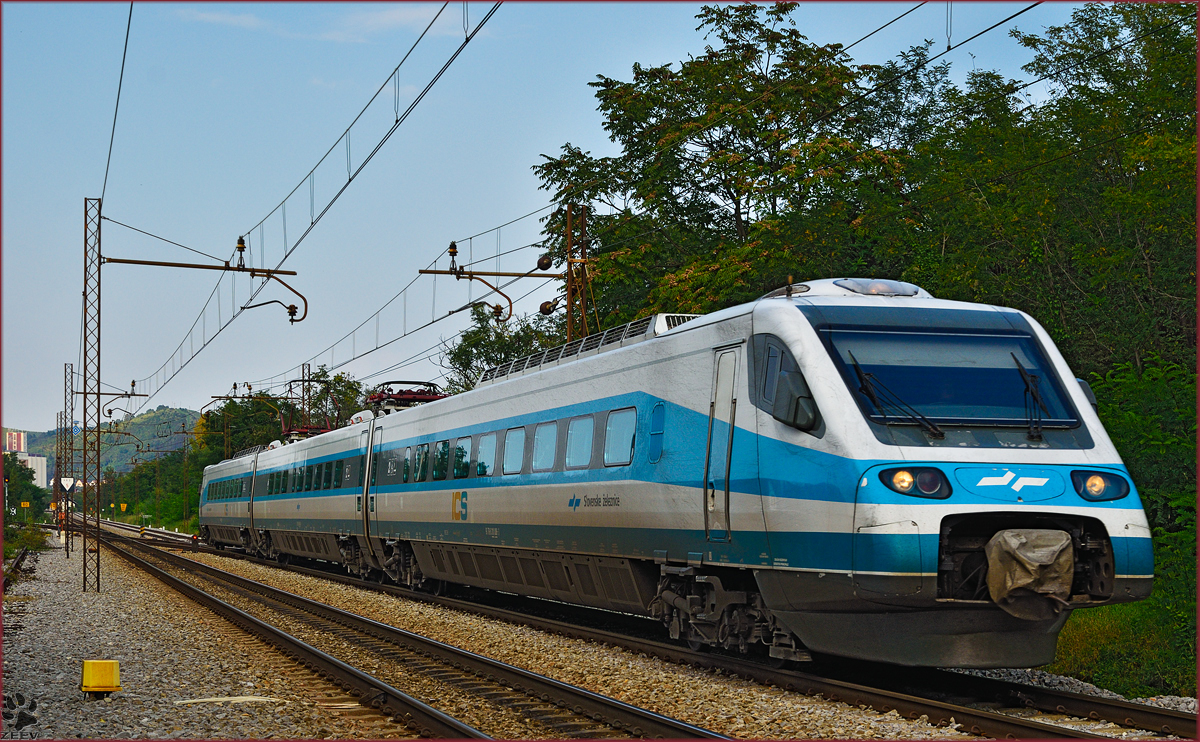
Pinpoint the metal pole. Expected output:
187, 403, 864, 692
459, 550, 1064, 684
82, 198, 102, 591
64, 363, 75, 557
566, 204, 574, 342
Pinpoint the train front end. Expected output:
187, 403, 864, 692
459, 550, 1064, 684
755, 279, 1153, 667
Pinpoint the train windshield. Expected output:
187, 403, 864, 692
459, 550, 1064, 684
824, 329, 1079, 428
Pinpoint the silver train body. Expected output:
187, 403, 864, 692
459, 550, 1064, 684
200, 279, 1153, 667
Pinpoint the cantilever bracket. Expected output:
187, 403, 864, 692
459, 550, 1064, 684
244, 270, 308, 323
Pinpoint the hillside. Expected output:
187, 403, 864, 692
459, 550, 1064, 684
5, 406, 199, 475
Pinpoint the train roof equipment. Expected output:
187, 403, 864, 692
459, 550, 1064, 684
476, 312, 701, 388
367, 380, 448, 415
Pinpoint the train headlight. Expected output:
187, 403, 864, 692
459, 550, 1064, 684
1071, 470, 1130, 502
880, 468, 951, 499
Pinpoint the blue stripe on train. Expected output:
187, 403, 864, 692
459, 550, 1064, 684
209, 510, 1155, 577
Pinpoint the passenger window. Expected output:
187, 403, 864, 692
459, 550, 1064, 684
314, 463, 324, 490
334, 460, 343, 487
533, 423, 557, 471
322, 462, 333, 490
477, 433, 496, 476
604, 408, 637, 466
402, 447, 411, 483
503, 428, 526, 474
433, 440, 450, 481
454, 437, 472, 478
305, 465, 314, 491
565, 417, 593, 469
763, 345, 782, 403
414, 444, 429, 482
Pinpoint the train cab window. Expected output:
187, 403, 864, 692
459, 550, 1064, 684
763, 345, 782, 403
453, 437, 472, 478
604, 408, 637, 466
503, 428, 526, 475
477, 434, 496, 476
565, 416, 593, 469
322, 462, 333, 490
305, 465, 314, 491
334, 460, 344, 487
532, 422, 557, 472
433, 440, 450, 481
402, 447, 411, 483
414, 444, 429, 482
753, 334, 821, 433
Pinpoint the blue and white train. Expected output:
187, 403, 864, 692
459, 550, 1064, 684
199, 278, 1153, 668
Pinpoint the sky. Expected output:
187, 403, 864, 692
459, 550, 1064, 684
2, 1, 1091, 433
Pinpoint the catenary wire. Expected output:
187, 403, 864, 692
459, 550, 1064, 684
100, 1, 134, 209
101, 216, 223, 262
129, 3, 498, 413
126, 0, 931, 406
209, 1, 1061, 398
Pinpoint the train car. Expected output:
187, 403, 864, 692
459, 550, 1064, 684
199, 277, 1153, 668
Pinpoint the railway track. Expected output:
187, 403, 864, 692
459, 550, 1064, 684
87, 519, 1192, 739
122, 529, 1191, 741
102, 531, 726, 740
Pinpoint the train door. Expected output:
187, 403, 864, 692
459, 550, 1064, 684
703, 345, 740, 542
360, 423, 382, 560
248, 453, 260, 531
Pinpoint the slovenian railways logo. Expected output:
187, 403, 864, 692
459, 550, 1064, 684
976, 470, 1049, 492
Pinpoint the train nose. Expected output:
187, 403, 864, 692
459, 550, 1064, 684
984, 528, 1073, 620
953, 466, 1065, 502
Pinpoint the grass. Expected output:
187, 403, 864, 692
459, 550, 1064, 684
1047, 582, 1196, 698
3, 525, 48, 560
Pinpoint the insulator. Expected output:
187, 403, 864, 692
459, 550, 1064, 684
537, 254, 553, 271
448, 241, 458, 257
492, 303, 504, 321
539, 300, 555, 316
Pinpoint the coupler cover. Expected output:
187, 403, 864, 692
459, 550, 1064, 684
985, 529, 1074, 620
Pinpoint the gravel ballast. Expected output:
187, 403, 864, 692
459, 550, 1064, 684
2, 542, 415, 739
180, 551, 978, 740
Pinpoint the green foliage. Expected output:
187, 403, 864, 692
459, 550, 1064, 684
3, 524, 48, 560
3, 452, 49, 521
530, 3, 1195, 383
516, 2, 1197, 695
1087, 356, 1196, 670
440, 304, 565, 393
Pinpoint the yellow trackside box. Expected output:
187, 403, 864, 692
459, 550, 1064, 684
81, 660, 122, 694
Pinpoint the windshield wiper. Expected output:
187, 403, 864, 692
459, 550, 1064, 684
848, 352, 944, 439
1012, 353, 1050, 441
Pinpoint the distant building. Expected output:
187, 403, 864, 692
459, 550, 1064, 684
16, 452, 47, 489
5, 431, 26, 453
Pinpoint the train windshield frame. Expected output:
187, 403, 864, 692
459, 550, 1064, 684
822, 328, 1081, 429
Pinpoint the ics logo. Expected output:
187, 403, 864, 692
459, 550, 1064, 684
568, 495, 581, 511
451, 491, 468, 521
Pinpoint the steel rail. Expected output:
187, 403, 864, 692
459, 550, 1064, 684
114, 527, 1192, 740
102, 536, 490, 739
921, 669, 1195, 739
119, 536, 728, 740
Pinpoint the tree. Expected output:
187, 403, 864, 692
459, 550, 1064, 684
3, 452, 48, 520
440, 304, 564, 394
